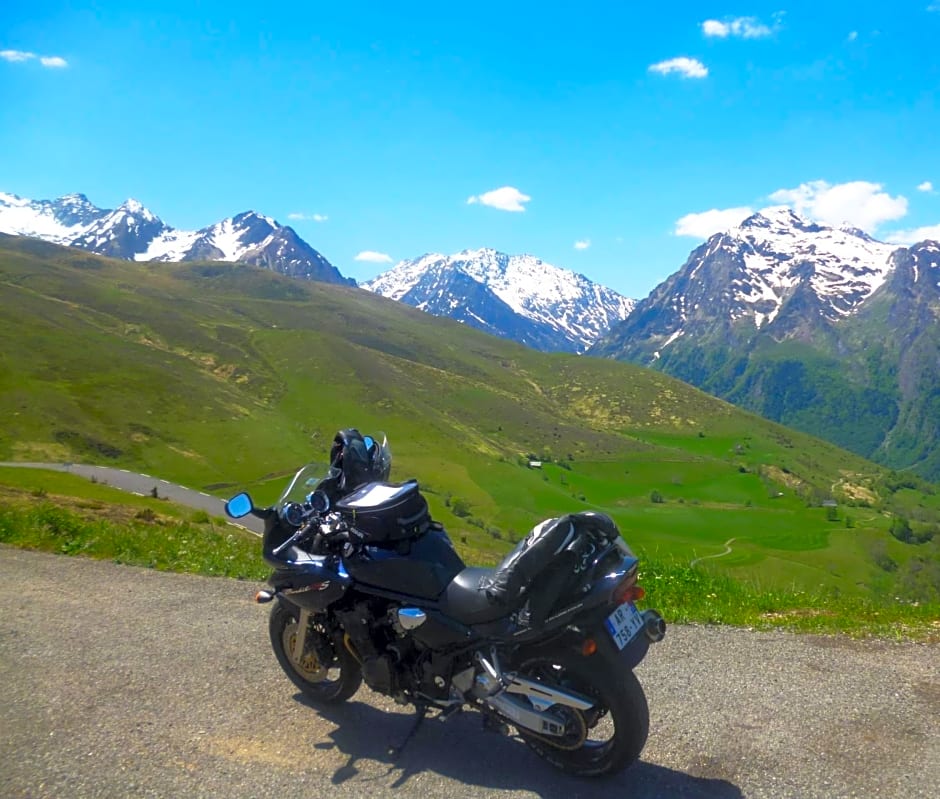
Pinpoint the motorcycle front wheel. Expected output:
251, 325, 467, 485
514, 649, 649, 778
269, 601, 362, 704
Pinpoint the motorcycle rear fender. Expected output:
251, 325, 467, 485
513, 604, 652, 672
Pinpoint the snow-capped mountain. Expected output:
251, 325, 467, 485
363, 248, 635, 353
592, 209, 940, 480
0, 191, 351, 285
594, 207, 902, 362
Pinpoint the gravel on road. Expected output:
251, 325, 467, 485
1, 546, 938, 799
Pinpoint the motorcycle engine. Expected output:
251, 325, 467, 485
334, 601, 424, 698
334, 601, 463, 702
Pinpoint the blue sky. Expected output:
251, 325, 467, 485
2, 1, 939, 298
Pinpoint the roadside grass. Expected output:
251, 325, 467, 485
638, 559, 940, 641
1, 483, 936, 642
0, 489, 265, 581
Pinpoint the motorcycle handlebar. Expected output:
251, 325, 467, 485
272, 520, 315, 556
271, 514, 350, 557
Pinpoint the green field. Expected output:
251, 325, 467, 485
2, 235, 939, 613
2, 468, 937, 640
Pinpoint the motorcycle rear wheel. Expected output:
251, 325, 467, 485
515, 650, 649, 778
269, 601, 362, 704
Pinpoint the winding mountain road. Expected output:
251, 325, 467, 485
0, 461, 264, 535
1, 547, 938, 799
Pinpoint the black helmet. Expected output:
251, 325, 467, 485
329, 428, 391, 491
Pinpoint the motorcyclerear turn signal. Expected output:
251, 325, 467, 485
613, 581, 646, 605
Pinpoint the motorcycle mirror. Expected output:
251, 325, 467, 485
225, 492, 254, 519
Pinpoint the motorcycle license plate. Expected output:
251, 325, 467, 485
605, 602, 644, 650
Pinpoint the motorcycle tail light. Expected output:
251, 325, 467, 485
581, 638, 598, 657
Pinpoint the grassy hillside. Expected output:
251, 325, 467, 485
2, 234, 939, 603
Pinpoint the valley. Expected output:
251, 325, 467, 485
2, 234, 939, 611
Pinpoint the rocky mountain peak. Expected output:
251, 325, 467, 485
363, 248, 634, 352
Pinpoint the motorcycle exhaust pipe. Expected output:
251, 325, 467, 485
642, 609, 666, 642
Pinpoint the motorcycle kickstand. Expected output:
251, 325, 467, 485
388, 703, 429, 760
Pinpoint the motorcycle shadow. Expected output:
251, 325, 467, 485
295, 692, 743, 798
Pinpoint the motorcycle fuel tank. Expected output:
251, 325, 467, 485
344, 527, 465, 600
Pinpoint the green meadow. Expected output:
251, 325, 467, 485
1, 235, 939, 633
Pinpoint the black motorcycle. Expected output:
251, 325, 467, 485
225, 435, 665, 777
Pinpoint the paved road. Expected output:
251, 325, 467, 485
1, 548, 938, 798
0, 462, 264, 534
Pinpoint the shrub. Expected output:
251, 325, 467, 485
451, 497, 471, 518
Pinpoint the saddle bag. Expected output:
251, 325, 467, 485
481, 511, 623, 623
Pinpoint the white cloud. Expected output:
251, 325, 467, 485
1, 50, 68, 67
467, 185, 531, 212
769, 180, 908, 232
355, 251, 393, 263
648, 57, 708, 79
287, 212, 328, 222
1, 49, 35, 62
702, 17, 774, 39
574, 239, 591, 250
917, 181, 934, 192
885, 224, 940, 244
847, 31, 859, 42
675, 207, 753, 238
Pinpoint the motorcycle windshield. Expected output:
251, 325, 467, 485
276, 460, 333, 511
275, 432, 391, 512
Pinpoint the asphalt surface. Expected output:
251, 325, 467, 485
1, 547, 938, 798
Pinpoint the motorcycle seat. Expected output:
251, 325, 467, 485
440, 567, 519, 624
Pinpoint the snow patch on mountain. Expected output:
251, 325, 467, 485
723, 207, 900, 326
0, 191, 98, 244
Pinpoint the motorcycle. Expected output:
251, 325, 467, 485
225, 437, 665, 777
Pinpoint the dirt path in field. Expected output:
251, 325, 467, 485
690, 537, 737, 568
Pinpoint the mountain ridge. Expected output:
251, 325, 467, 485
0, 191, 352, 285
